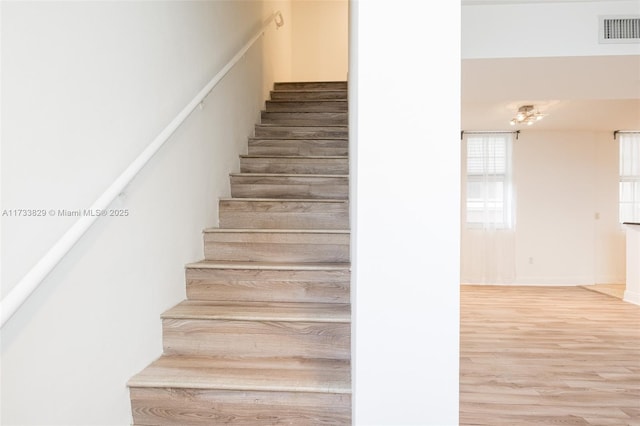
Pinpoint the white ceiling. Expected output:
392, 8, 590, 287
461, 55, 640, 132
462, 0, 629, 4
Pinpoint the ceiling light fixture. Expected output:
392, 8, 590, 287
510, 105, 545, 126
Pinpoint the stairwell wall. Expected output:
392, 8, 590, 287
0, 1, 291, 424
291, 0, 349, 81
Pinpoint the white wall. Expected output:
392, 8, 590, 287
514, 130, 625, 285
291, 0, 348, 81
0, 1, 290, 424
463, 0, 640, 59
351, 0, 460, 424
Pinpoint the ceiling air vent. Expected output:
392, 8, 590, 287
599, 16, 640, 44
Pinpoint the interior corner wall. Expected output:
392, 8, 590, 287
0, 1, 287, 424
291, 0, 348, 81
351, 0, 460, 424
513, 130, 625, 285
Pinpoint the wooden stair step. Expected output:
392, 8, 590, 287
161, 300, 350, 358
185, 260, 350, 303
269, 89, 348, 101
230, 173, 349, 199
273, 81, 347, 91
254, 124, 348, 139
129, 355, 351, 392
265, 100, 347, 112
129, 356, 351, 425
219, 198, 349, 230
248, 138, 348, 156
260, 112, 348, 125
163, 300, 350, 323
239, 155, 348, 175
203, 228, 350, 263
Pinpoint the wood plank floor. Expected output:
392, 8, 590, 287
460, 285, 640, 426
581, 283, 626, 300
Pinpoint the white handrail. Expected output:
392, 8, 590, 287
0, 11, 285, 328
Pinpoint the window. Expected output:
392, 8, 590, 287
464, 133, 514, 229
619, 132, 640, 223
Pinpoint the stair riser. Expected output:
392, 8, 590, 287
261, 112, 348, 125
274, 81, 348, 91
240, 157, 348, 175
130, 387, 351, 426
186, 268, 350, 303
219, 200, 349, 229
230, 175, 349, 200
270, 90, 348, 101
163, 319, 350, 359
254, 125, 348, 139
266, 101, 347, 112
248, 139, 348, 156
204, 232, 350, 263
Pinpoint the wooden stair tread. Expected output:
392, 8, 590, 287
268, 93, 348, 102
267, 99, 349, 103
247, 139, 348, 156
248, 137, 348, 141
253, 125, 348, 140
251, 136, 348, 141
260, 111, 347, 116
265, 101, 347, 113
230, 172, 348, 178
162, 300, 351, 323
203, 228, 350, 234
185, 260, 350, 270
128, 355, 351, 393
260, 113, 348, 125
266, 100, 347, 104
274, 81, 347, 88
256, 123, 347, 128
272, 89, 348, 93
219, 197, 347, 203
254, 123, 349, 131
239, 155, 347, 160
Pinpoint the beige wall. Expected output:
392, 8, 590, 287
263, 0, 293, 98
460, 130, 626, 286
514, 130, 625, 285
291, 0, 348, 81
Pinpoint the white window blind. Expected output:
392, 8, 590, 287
465, 133, 514, 229
619, 132, 640, 223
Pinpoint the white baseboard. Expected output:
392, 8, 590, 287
461, 277, 626, 287
461, 282, 577, 286
461, 281, 586, 286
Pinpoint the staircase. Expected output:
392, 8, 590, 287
128, 81, 351, 425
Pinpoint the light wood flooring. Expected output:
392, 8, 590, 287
460, 285, 640, 425
581, 283, 626, 300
